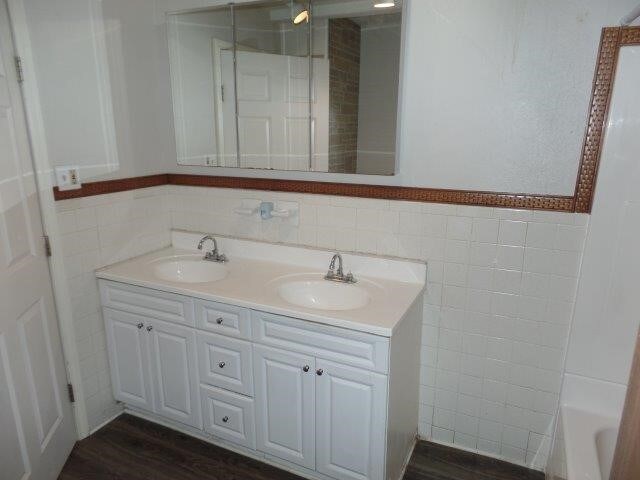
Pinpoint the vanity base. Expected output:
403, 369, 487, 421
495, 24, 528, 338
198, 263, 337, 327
97, 236, 426, 480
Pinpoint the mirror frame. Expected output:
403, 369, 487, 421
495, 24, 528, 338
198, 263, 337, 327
53, 26, 640, 214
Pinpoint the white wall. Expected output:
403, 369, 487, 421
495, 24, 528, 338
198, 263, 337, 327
157, 0, 639, 194
55, 186, 170, 430
100, 0, 176, 178
20, 0, 640, 193
20, 0, 119, 180
20, 0, 179, 182
564, 46, 640, 386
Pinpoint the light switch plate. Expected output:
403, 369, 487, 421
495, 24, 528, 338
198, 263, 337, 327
55, 166, 82, 191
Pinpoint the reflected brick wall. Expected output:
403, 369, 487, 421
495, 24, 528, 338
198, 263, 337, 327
328, 18, 360, 173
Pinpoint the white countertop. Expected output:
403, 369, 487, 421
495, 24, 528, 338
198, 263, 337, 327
95, 234, 426, 337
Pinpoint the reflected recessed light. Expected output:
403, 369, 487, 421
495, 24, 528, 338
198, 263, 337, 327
374, 1, 395, 7
293, 9, 309, 24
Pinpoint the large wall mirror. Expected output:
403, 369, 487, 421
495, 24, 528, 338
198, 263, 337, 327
167, 0, 402, 175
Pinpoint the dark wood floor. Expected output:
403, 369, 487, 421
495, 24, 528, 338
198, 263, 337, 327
58, 414, 544, 480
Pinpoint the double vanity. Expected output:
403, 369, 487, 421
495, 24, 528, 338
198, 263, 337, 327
97, 231, 426, 480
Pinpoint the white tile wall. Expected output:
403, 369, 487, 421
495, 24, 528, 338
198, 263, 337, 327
56, 185, 171, 430
165, 185, 588, 470
56, 184, 588, 469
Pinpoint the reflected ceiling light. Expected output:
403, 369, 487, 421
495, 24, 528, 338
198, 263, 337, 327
374, 1, 395, 7
293, 8, 309, 24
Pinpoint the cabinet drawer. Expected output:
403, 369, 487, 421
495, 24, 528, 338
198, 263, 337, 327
201, 385, 256, 450
195, 299, 251, 339
100, 281, 194, 327
252, 311, 389, 374
197, 331, 253, 396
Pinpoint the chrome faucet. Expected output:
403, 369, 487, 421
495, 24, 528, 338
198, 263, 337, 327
324, 253, 356, 283
197, 235, 227, 263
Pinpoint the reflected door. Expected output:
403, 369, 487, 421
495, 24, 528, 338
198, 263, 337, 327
0, 1, 77, 478
235, 51, 317, 171
219, 49, 239, 167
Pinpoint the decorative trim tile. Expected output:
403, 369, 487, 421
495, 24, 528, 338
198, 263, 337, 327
53, 173, 575, 212
53, 174, 168, 200
574, 26, 640, 212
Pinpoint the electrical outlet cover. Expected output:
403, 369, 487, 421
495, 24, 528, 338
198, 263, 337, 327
55, 166, 82, 191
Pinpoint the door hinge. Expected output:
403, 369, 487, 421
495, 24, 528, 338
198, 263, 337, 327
67, 383, 75, 403
44, 235, 52, 257
14, 56, 24, 84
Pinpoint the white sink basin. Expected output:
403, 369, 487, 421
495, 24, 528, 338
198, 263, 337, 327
277, 279, 371, 311
151, 256, 228, 284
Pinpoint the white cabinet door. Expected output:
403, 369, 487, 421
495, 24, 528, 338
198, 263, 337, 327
148, 319, 201, 429
104, 309, 154, 413
316, 360, 388, 480
253, 345, 315, 470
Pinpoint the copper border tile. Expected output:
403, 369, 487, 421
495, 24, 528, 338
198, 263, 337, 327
167, 174, 575, 211
574, 26, 640, 213
53, 174, 168, 200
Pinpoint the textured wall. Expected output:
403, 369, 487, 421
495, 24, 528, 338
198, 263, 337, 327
356, 21, 401, 175
328, 18, 360, 174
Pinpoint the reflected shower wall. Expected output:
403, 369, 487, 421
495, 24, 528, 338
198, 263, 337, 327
167, 9, 234, 167
322, 8, 401, 174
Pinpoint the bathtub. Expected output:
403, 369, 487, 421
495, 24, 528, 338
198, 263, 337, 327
547, 374, 627, 480
562, 406, 619, 480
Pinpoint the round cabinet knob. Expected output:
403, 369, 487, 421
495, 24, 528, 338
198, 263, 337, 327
216, 318, 224, 325
137, 323, 144, 330
222, 416, 229, 423
146, 325, 153, 332
316, 369, 323, 376
218, 362, 226, 369
302, 365, 310, 373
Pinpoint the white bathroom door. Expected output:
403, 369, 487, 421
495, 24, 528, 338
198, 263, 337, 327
0, 0, 77, 479
217, 47, 238, 167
